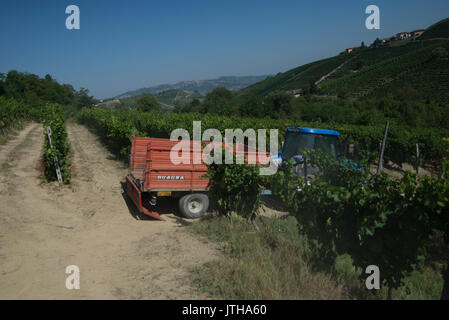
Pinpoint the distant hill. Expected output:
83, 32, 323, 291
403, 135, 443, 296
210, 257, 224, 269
115, 75, 269, 99
238, 17, 449, 104
97, 89, 206, 110
154, 89, 204, 108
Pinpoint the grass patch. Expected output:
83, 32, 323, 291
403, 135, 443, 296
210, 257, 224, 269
188, 213, 444, 300
0, 162, 13, 178
333, 254, 444, 300
188, 214, 346, 299
0, 121, 26, 146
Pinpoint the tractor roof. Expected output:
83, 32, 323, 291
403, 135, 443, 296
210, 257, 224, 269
286, 126, 340, 136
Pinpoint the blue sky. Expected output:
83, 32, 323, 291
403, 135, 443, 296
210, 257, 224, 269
1, 0, 448, 98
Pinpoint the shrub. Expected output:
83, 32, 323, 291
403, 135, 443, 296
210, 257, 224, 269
204, 146, 262, 219
41, 103, 71, 183
270, 148, 449, 299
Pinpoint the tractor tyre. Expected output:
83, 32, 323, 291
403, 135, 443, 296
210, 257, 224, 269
179, 193, 209, 219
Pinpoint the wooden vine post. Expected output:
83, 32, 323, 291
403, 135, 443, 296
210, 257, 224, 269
46, 127, 63, 185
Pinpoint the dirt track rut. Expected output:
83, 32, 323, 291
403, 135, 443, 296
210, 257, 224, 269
0, 122, 218, 299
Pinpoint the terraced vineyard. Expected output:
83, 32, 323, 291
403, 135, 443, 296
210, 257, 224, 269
238, 17, 449, 104
320, 41, 449, 101
238, 54, 350, 97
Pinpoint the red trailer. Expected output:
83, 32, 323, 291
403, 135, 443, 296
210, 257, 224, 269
125, 133, 263, 220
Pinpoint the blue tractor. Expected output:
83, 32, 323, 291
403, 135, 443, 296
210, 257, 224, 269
270, 127, 342, 180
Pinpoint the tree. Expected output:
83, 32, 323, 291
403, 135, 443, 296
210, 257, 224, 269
1, 70, 82, 107
309, 80, 318, 94
0, 73, 5, 96
4, 70, 26, 98
239, 94, 262, 117
264, 92, 293, 118
175, 98, 203, 113
74, 87, 96, 109
188, 98, 203, 113
203, 87, 236, 116
136, 93, 160, 112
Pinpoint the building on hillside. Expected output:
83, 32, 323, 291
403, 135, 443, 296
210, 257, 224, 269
411, 29, 425, 37
396, 32, 412, 40
286, 89, 304, 98
370, 28, 426, 49
371, 36, 396, 48
346, 46, 362, 53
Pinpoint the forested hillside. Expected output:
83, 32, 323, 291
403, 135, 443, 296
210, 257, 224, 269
0, 70, 96, 111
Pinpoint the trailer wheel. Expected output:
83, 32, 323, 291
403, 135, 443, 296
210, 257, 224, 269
179, 193, 209, 219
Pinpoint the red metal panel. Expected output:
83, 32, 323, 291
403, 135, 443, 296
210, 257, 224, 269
125, 135, 272, 222
146, 170, 195, 190
146, 148, 207, 171
125, 175, 164, 220
126, 174, 141, 206
191, 171, 209, 189
129, 135, 270, 192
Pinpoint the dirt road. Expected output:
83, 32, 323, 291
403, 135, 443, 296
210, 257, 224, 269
0, 122, 218, 299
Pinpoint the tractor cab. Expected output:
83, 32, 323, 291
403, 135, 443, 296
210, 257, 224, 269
281, 127, 340, 162
270, 127, 341, 179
